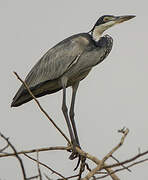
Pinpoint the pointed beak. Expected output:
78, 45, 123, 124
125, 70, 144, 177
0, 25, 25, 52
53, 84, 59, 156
115, 15, 136, 24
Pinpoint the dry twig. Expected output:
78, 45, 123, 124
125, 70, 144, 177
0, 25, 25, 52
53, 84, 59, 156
75, 147, 120, 180
13, 72, 120, 180
27, 175, 39, 180
11, 72, 148, 180
13, 71, 70, 144
58, 174, 79, 180
0, 143, 9, 153
24, 153, 66, 179
104, 150, 148, 169
36, 151, 42, 180
0, 146, 70, 158
111, 155, 131, 172
44, 173, 52, 180
0, 132, 27, 180
81, 128, 129, 180
96, 158, 148, 179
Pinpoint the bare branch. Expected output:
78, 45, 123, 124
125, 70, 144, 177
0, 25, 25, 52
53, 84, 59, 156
126, 158, 148, 168
0, 146, 70, 158
36, 151, 42, 180
75, 147, 120, 180
0, 143, 120, 180
27, 175, 39, 180
13, 71, 70, 144
0, 132, 27, 180
104, 150, 148, 169
44, 173, 52, 180
8, 74, 148, 180
81, 128, 129, 180
96, 158, 148, 179
102, 128, 129, 162
0, 143, 9, 153
58, 174, 79, 180
111, 155, 131, 172
24, 153, 66, 180
12, 69, 121, 180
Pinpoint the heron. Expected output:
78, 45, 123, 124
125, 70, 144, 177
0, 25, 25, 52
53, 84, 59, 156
11, 15, 135, 159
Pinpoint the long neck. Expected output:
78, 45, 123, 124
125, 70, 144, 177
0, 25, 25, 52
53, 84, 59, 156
91, 25, 105, 42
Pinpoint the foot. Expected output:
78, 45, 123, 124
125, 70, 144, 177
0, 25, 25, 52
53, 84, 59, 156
68, 142, 83, 170
69, 141, 80, 160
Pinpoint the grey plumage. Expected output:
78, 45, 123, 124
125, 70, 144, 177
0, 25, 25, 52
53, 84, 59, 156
11, 15, 135, 159
11, 33, 112, 107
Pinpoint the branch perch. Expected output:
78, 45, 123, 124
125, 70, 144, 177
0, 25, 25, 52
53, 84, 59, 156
10, 72, 148, 180
13, 72, 120, 180
81, 128, 129, 180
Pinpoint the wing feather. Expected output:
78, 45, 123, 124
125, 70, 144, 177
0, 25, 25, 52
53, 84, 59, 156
12, 33, 91, 105
25, 39, 83, 88
11, 34, 113, 107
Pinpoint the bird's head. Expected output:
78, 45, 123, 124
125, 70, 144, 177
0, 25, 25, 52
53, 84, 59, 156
91, 15, 136, 41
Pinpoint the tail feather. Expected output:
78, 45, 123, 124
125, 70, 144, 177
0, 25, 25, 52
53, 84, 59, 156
11, 80, 62, 107
11, 85, 33, 107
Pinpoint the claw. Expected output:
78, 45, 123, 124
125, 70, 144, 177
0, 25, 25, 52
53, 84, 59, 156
74, 155, 81, 171
69, 152, 78, 160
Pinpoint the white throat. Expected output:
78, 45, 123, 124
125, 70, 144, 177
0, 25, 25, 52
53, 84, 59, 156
92, 21, 115, 42
92, 26, 104, 41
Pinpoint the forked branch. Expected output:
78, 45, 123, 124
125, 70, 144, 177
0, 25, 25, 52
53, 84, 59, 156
5, 72, 147, 180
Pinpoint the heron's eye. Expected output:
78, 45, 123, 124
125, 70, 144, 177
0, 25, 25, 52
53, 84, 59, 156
103, 17, 110, 22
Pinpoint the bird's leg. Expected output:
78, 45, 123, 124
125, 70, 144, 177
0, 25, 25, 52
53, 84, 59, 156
61, 77, 75, 146
61, 77, 80, 162
69, 82, 80, 147
69, 82, 83, 164
69, 82, 86, 171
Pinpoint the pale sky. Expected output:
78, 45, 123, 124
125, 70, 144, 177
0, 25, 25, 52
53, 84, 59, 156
0, 0, 148, 179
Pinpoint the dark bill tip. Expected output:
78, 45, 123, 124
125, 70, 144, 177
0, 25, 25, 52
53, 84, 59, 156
116, 15, 136, 23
